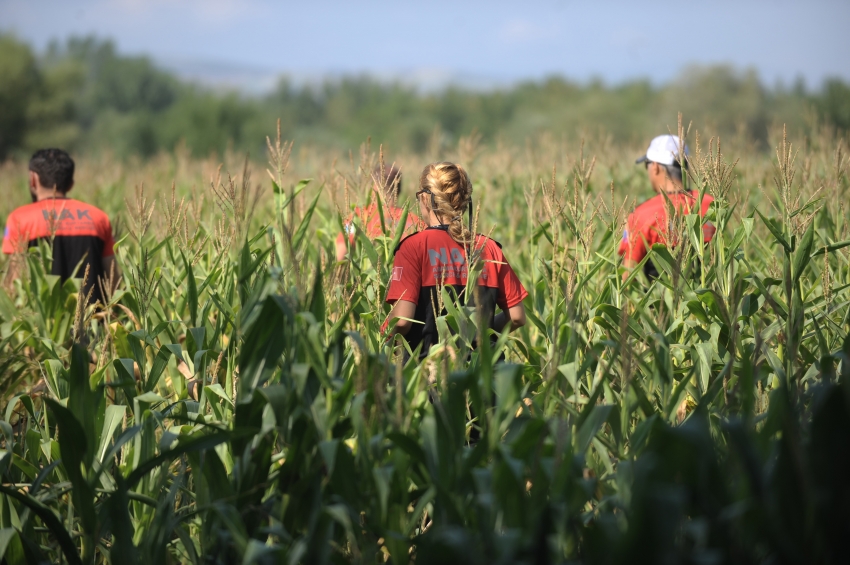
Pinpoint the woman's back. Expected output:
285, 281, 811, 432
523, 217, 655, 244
386, 226, 526, 357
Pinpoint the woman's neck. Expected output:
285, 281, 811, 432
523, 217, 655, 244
426, 210, 445, 226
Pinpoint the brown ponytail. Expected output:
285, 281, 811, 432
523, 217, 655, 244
419, 162, 473, 244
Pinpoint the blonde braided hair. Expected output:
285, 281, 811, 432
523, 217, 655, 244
418, 162, 473, 244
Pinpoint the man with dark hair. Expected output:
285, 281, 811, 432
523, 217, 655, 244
619, 135, 715, 279
335, 164, 425, 261
2, 148, 118, 305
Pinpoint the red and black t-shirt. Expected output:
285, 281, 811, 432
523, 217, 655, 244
3, 198, 115, 303
385, 227, 527, 358
618, 190, 716, 263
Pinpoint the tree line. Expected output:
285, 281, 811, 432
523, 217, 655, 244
1, 34, 849, 160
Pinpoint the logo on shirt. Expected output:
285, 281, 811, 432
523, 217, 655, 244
40, 209, 94, 222
428, 247, 465, 266
392, 266, 403, 281
425, 246, 492, 282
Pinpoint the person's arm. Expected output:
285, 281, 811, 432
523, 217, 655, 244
2, 253, 24, 293
2, 214, 25, 292
383, 237, 421, 335
387, 299, 417, 336
494, 303, 526, 333
493, 244, 529, 333
335, 232, 348, 261
336, 212, 361, 261
97, 216, 121, 297
618, 214, 645, 280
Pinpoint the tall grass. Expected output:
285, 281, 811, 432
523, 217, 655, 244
0, 123, 849, 564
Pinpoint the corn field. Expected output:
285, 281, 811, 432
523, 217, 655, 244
1, 123, 849, 564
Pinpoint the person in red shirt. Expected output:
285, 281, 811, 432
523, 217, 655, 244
335, 164, 425, 261
619, 134, 716, 279
385, 161, 527, 360
2, 148, 118, 305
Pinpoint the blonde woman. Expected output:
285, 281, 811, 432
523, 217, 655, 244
384, 162, 527, 359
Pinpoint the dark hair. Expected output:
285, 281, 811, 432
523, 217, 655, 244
374, 164, 402, 197
29, 148, 75, 193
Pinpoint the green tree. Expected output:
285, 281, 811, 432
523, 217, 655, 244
819, 79, 850, 132
0, 35, 40, 159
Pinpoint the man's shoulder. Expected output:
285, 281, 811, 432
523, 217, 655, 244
5, 202, 44, 225
394, 229, 427, 255
65, 200, 111, 230
634, 193, 666, 209
70, 199, 109, 217
473, 235, 503, 256
632, 194, 666, 218
7, 201, 39, 216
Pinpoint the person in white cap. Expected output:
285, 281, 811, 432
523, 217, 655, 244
618, 134, 715, 279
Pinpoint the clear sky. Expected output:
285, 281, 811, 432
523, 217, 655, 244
2, 0, 849, 91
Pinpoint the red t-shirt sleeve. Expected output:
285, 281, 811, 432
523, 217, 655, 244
385, 239, 421, 304
100, 216, 115, 257
618, 212, 648, 263
2, 213, 25, 254
700, 195, 716, 242
494, 249, 528, 310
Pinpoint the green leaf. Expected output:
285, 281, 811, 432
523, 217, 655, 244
276, 178, 311, 209
576, 404, 613, 454
810, 238, 850, 258
648, 244, 677, 278
756, 209, 791, 252
686, 300, 710, 323
0, 486, 82, 565
204, 383, 233, 406
695, 289, 731, 327
187, 326, 206, 360
309, 259, 325, 322
792, 221, 815, 285
181, 251, 199, 327
97, 405, 126, 464
292, 183, 324, 253
126, 430, 238, 489
146, 345, 177, 392
102, 474, 138, 562
44, 398, 97, 535
67, 344, 102, 467
389, 206, 411, 253
0, 528, 22, 564
238, 296, 293, 398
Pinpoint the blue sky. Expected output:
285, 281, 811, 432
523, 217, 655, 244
2, 0, 849, 91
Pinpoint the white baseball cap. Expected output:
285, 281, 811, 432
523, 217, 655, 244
636, 134, 689, 166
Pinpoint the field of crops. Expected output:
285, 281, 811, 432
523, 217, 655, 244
1, 123, 849, 564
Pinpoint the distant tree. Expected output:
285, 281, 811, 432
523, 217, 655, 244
819, 79, 850, 133
1, 34, 848, 161
662, 65, 769, 145
0, 35, 40, 159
